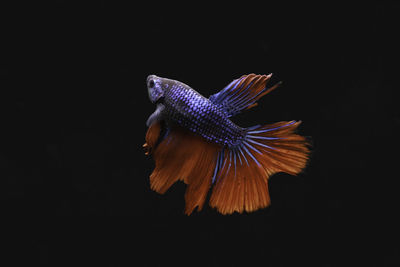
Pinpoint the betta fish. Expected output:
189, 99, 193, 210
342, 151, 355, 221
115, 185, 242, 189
143, 74, 310, 215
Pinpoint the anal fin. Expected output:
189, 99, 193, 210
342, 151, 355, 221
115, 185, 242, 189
147, 124, 220, 214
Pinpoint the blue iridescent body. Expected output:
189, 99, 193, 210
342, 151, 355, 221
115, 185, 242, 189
147, 75, 246, 147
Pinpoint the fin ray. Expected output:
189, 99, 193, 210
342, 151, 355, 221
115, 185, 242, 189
209, 74, 279, 117
209, 120, 310, 214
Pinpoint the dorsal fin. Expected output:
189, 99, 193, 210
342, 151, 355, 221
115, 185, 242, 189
209, 74, 281, 117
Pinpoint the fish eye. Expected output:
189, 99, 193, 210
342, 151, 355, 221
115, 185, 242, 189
149, 79, 155, 88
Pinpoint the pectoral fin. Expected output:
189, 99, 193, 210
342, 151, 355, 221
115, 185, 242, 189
146, 103, 165, 127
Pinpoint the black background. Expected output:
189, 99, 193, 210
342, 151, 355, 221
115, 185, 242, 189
2, 1, 400, 266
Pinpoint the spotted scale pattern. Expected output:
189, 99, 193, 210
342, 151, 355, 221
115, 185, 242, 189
162, 82, 246, 147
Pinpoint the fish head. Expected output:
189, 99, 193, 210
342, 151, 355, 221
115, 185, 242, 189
146, 75, 165, 104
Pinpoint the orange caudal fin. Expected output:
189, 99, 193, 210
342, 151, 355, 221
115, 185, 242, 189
209, 120, 310, 214
209, 74, 281, 117
145, 120, 310, 215
146, 124, 220, 214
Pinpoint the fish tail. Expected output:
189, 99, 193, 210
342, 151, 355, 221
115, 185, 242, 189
209, 120, 310, 214
145, 121, 310, 215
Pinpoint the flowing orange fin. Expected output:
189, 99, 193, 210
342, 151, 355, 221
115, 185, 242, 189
184, 138, 219, 215
247, 121, 310, 176
209, 149, 271, 214
150, 127, 194, 193
149, 125, 220, 215
209, 120, 310, 214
